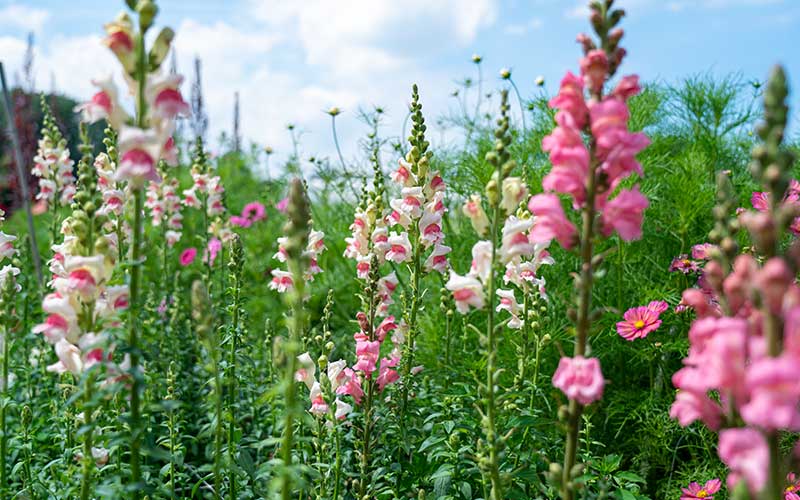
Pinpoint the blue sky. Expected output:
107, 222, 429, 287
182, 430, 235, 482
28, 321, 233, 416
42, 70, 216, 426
1, 0, 798, 166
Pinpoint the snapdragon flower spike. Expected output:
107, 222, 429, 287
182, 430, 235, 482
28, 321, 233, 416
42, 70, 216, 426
0, 209, 20, 295
145, 175, 184, 247
33, 98, 76, 208
270, 222, 326, 293
34, 146, 127, 380
537, 28, 650, 245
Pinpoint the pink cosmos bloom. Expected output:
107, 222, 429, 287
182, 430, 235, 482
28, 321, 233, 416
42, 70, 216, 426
229, 215, 252, 228
691, 243, 716, 260
751, 191, 769, 212
718, 428, 768, 494
276, 196, 289, 213
551, 356, 605, 406
786, 473, 800, 500
600, 186, 648, 241
242, 202, 267, 222
179, 248, 197, 266
680, 478, 721, 500
670, 254, 701, 274
528, 194, 577, 249
740, 354, 800, 431
616, 300, 667, 340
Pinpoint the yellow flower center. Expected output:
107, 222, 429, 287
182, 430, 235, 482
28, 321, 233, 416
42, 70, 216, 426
697, 491, 709, 498
682, 259, 691, 265
788, 486, 797, 493
634, 320, 645, 329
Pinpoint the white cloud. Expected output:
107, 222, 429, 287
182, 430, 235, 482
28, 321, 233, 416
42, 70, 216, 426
2, 0, 499, 168
504, 17, 543, 36
0, 4, 50, 34
566, 0, 784, 17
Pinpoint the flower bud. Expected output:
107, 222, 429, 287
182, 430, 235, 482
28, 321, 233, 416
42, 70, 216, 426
136, 0, 158, 32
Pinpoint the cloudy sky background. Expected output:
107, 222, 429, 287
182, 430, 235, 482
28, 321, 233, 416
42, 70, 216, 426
1, 0, 798, 167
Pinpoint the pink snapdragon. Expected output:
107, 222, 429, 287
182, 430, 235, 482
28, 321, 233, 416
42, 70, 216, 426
600, 186, 648, 241
116, 127, 162, 188
445, 271, 485, 313
718, 428, 769, 494
552, 356, 605, 406
527, 194, 577, 249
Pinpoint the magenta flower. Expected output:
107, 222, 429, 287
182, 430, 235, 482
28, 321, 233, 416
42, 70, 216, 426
718, 428, 768, 494
275, 196, 289, 213
669, 389, 722, 430
600, 186, 648, 241
552, 356, 605, 406
670, 254, 701, 274
179, 248, 197, 267
229, 215, 252, 228
205, 238, 222, 266
740, 354, 800, 431
680, 478, 721, 500
691, 243, 716, 260
616, 300, 667, 341
242, 201, 267, 222
528, 194, 577, 249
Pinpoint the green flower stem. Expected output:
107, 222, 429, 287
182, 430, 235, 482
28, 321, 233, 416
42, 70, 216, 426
128, 24, 149, 496
508, 77, 527, 133
485, 170, 503, 500
561, 148, 599, 500
359, 282, 378, 499
213, 346, 223, 499
0, 321, 8, 495
80, 371, 96, 500
128, 187, 145, 496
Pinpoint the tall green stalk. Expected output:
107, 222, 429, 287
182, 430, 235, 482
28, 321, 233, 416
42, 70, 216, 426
278, 178, 310, 500
127, 19, 150, 494
227, 236, 244, 500
480, 90, 514, 500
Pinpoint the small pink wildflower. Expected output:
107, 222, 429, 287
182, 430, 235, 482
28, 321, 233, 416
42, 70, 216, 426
276, 196, 289, 213
680, 478, 721, 500
616, 300, 667, 341
179, 248, 197, 267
